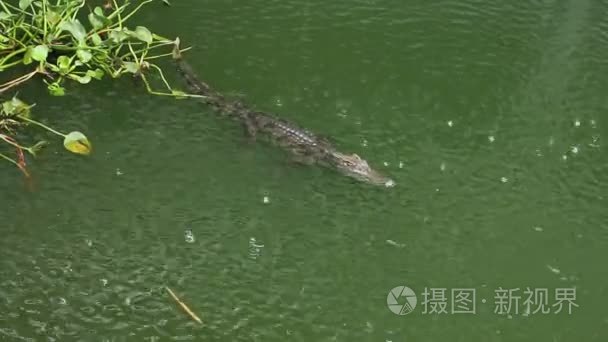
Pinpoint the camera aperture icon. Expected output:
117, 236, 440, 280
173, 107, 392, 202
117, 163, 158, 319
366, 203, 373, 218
387, 286, 417, 315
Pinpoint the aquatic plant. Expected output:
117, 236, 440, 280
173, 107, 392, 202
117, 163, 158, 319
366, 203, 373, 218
0, 0, 199, 177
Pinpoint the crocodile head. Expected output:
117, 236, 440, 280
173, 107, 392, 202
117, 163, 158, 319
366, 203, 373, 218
333, 152, 396, 187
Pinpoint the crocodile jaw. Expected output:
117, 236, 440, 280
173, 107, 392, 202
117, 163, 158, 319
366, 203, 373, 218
332, 152, 395, 187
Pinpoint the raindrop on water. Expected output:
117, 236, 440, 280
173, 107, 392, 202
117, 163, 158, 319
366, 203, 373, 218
184, 228, 195, 243
249, 237, 264, 259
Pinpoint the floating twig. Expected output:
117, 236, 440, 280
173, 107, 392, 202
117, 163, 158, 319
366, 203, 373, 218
165, 286, 203, 324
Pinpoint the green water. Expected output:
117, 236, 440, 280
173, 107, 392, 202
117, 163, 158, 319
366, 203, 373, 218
1, 0, 607, 340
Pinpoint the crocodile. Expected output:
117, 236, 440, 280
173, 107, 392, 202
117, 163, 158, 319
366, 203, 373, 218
172, 45, 395, 187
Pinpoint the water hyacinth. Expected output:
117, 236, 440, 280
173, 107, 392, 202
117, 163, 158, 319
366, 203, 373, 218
0, 0, 202, 174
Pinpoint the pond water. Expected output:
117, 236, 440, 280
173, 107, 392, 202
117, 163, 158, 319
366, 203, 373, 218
1, 0, 607, 340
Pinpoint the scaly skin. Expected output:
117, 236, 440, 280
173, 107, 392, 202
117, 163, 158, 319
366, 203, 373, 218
173, 52, 395, 187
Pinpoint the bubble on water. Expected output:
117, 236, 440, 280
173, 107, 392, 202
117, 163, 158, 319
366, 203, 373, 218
101, 279, 108, 286
574, 120, 581, 127
447, 120, 453, 127
274, 97, 283, 107
548, 137, 554, 146
547, 265, 560, 274
115, 168, 123, 176
361, 139, 368, 147
184, 229, 195, 243
535, 149, 543, 157
488, 135, 495, 143
383, 161, 389, 167
500, 177, 508, 183
571, 146, 579, 154
590, 119, 596, 128
398, 161, 404, 169
440, 162, 446, 171
533, 226, 543, 232
562, 155, 568, 161
263, 196, 270, 204
85, 239, 93, 247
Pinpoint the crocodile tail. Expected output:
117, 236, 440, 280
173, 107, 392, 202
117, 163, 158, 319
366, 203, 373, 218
172, 39, 227, 108
173, 39, 248, 119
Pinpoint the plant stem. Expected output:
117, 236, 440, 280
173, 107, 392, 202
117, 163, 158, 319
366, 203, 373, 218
0, 134, 30, 150
0, 152, 20, 167
149, 63, 172, 91
143, 47, 192, 61
117, 0, 153, 24
0, 70, 38, 94
17, 116, 66, 137
112, 0, 123, 30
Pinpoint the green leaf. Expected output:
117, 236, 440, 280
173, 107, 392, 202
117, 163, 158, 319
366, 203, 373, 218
88, 7, 110, 29
59, 19, 87, 43
86, 69, 104, 80
47, 82, 65, 96
67, 74, 92, 84
63, 131, 92, 155
23, 47, 33, 65
90, 32, 103, 46
0, 12, 11, 21
133, 26, 153, 44
19, 0, 33, 10
31, 45, 49, 62
57, 55, 71, 73
109, 29, 128, 43
45, 10, 61, 25
29, 141, 48, 156
76, 49, 92, 63
0, 34, 8, 43
123, 62, 139, 74
2, 97, 31, 118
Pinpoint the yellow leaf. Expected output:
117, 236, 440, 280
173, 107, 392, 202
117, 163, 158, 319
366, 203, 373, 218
63, 131, 92, 155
